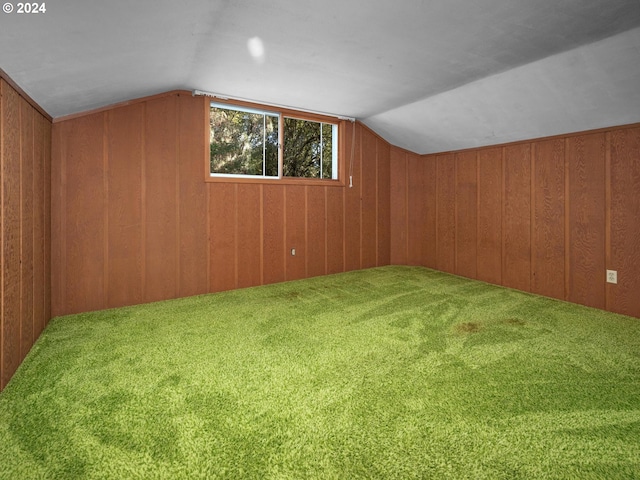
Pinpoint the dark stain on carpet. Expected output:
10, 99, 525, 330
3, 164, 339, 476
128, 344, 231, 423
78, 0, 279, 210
455, 322, 483, 334
503, 318, 527, 327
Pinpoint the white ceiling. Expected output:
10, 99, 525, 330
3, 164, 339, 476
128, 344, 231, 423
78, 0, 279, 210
2, 0, 640, 154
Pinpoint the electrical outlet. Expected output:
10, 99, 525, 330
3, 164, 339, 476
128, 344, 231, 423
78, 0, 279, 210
606, 270, 617, 284
291, 248, 296, 256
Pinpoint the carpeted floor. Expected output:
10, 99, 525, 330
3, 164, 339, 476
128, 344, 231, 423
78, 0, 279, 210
1, 266, 639, 479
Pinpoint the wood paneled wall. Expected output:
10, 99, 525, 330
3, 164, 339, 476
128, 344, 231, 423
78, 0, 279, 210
52, 92, 391, 315
390, 124, 640, 318
0, 77, 52, 391
52, 93, 209, 315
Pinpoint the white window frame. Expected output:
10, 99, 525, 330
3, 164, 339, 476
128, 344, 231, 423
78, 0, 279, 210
209, 101, 339, 181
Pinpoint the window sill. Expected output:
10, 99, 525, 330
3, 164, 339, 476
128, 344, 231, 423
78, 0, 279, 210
205, 175, 346, 187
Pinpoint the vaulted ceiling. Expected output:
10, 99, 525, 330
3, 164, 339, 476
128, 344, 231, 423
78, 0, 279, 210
2, 0, 640, 153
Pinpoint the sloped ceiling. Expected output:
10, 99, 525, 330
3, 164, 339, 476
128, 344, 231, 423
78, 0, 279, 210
1, 0, 640, 154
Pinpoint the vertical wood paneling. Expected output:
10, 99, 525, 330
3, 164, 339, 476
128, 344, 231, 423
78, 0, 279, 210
107, 104, 143, 308
0, 80, 3, 389
144, 96, 178, 302
49, 97, 387, 314
361, 128, 377, 268
46, 89, 640, 323
177, 94, 209, 297
285, 185, 306, 280
407, 153, 429, 266
2, 81, 21, 388
503, 144, 531, 291
326, 186, 344, 274
455, 151, 478, 279
423, 155, 438, 269
436, 154, 456, 273
390, 147, 408, 265
306, 186, 327, 278
477, 148, 503, 284
210, 183, 237, 291
65, 113, 105, 314
0, 75, 52, 391
32, 113, 45, 337
51, 118, 64, 316
43, 121, 51, 324
236, 184, 262, 288
532, 139, 565, 299
566, 133, 606, 309
20, 101, 34, 357
609, 127, 640, 317
377, 138, 391, 266
263, 185, 286, 284
344, 122, 361, 271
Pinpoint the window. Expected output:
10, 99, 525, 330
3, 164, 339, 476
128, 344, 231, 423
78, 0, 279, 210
210, 104, 279, 177
209, 102, 339, 181
283, 118, 337, 179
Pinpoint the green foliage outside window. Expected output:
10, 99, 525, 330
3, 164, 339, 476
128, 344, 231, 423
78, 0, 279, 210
283, 118, 333, 179
210, 103, 337, 180
210, 107, 278, 176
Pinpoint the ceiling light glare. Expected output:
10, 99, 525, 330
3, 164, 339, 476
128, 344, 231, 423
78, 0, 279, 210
247, 36, 265, 64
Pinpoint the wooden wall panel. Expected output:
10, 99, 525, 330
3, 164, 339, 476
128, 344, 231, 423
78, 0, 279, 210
236, 184, 262, 289
1, 75, 52, 391
107, 104, 143, 308
344, 122, 362, 272
33, 113, 46, 337
377, 139, 391, 267
262, 185, 286, 285
210, 183, 237, 292
361, 128, 377, 269
326, 186, 344, 275
64, 113, 105, 314
609, 127, 640, 317
1, 80, 3, 389
390, 147, 408, 265
455, 151, 477, 279
306, 186, 327, 278
407, 153, 429, 266
51, 95, 387, 316
503, 144, 531, 291
285, 185, 306, 281
144, 97, 178, 302
0, 77, 2, 392
177, 94, 209, 297
2, 81, 22, 388
477, 148, 503, 284
20, 102, 34, 358
436, 154, 456, 274
423, 155, 438, 269
532, 139, 565, 300
51, 116, 63, 316
44, 120, 52, 324
566, 133, 606, 309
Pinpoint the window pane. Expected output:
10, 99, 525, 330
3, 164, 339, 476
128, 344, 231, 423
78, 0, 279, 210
210, 105, 278, 176
283, 118, 336, 179
283, 118, 321, 178
321, 123, 333, 178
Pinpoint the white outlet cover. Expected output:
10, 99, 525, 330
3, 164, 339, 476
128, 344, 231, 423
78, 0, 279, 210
606, 270, 618, 284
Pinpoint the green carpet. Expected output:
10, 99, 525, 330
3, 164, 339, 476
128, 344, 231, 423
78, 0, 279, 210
1, 266, 639, 479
